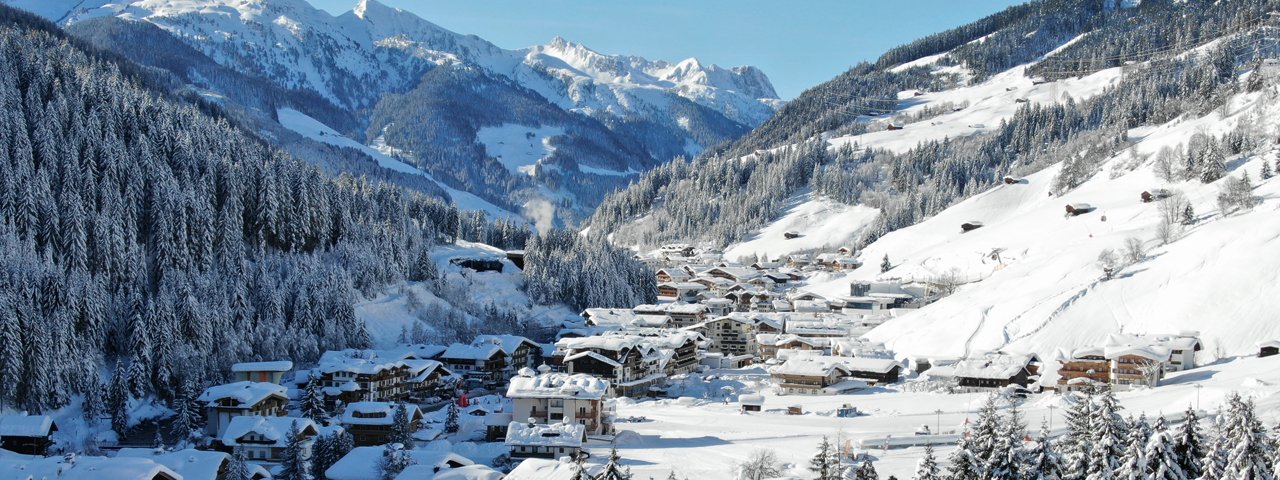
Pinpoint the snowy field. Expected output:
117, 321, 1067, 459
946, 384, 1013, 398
605, 355, 1280, 479
476, 124, 565, 176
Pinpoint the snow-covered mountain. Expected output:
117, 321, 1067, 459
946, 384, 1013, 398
7, 0, 780, 226
588, 0, 1280, 362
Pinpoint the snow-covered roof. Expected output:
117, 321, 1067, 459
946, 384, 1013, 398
398, 464, 504, 480
340, 402, 421, 426
327, 447, 473, 480
473, 335, 538, 355
0, 455, 181, 480
484, 412, 514, 427
562, 351, 622, 368
768, 356, 854, 377
1103, 344, 1171, 362
440, 343, 502, 361
316, 347, 446, 376
505, 421, 584, 448
0, 415, 55, 437
197, 381, 287, 408
738, 394, 765, 406
1258, 340, 1280, 349
927, 352, 1038, 380
507, 372, 610, 400
506, 458, 602, 480
221, 416, 317, 448
115, 448, 260, 480
231, 360, 293, 373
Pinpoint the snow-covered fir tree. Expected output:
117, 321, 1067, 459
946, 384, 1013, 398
228, 446, 254, 480
810, 436, 842, 480
1145, 430, 1188, 480
276, 421, 310, 480
377, 443, 414, 480
913, 445, 941, 480
1114, 421, 1147, 480
445, 401, 460, 433
168, 379, 203, 443
856, 459, 879, 480
391, 404, 415, 446
1201, 416, 1230, 480
598, 447, 634, 480
1172, 406, 1205, 479
1222, 394, 1275, 480
301, 376, 330, 423
947, 428, 983, 480
987, 404, 1028, 480
1027, 421, 1063, 480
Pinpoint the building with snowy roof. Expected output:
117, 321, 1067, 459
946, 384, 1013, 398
339, 402, 423, 446
506, 457, 603, 480
230, 361, 293, 384
396, 463, 504, 480
116, 448, 271, 480
326, 447, 472, 480
0, 415, 56, 456
507, 369, 613, 436
439, 342, 507, 385
313, 348, 453, 407
925, 352, 1041, 391
1259, 340, 1280, 357
1055, 332, 1199, 391
197, 382, 288, 438
768, 355, 898, 395
684, 315, 759, 357
505, 421, 585, 460
0, 453, 182, 480
216, 416, 320, 462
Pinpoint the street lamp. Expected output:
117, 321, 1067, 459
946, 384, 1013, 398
1048, 405, 1057, 431
935, 409, 943, 435
1194, 384, 1203, 411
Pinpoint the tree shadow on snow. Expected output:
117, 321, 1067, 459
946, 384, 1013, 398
1161, 369, 1218, 385
614, 433, 731, 450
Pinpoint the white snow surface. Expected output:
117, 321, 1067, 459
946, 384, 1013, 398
275, 108, 521, 220
475, 124, 564, 176
725, 193, 879, 261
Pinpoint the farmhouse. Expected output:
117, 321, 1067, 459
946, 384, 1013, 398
926, 352, 1041, 390
439, 342, 507, 385
313, 349, 452, 407
558, 336, 664, 397
768, 356, 869, 395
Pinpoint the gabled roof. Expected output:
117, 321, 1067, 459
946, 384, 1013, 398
0, 415, 55, 437
440, 343, 503, 361
506, 458, 603, 480
197, 382, 287, 409
327, 447, 473, 480
473, 335, 539, 356
116, 448, 263, 480
231, 361, 293, 373
340, 402, 422, 426
0, 455, 181, 480
221, 416, 318, 448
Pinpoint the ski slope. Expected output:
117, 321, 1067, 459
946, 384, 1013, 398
476, 124, 564, 176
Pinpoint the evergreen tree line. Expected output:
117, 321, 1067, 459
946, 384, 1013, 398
0, 8, 627, 415
908, 390, 1275, 480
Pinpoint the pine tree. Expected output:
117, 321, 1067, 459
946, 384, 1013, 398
1062, 392, 1096, 480
811, 436, 841, 480
109, 362, 131, 437
1089, 389, 1128, 477
311, 433, 334, 480
880, 254, 892, 273
970, 394, 1002, 474
276, 420, 310, 480
1027, 422, 1064, 480
445, 400, 460, 433
377, 443, 413, 480
1200, 416, 1229, 480
1179, 204, 1195, 226
1222, 394, 1274, 480
1114, 423, 1147, 480
988, 405, 1028, 480
857, 459, 879, 480
1172, 407, 1204, 478
301, 376, 330, 423
169, 379, 203, 443
913, 445, 941, 480
947, 428, 983, 480
391, 404, 415, 446
1262, 160, 1273, 180
229, 446, 254, 480
1145, 431, 1187, 480
599, 447, 633, 480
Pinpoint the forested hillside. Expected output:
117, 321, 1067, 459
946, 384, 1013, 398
588, 0, 1276, 251
0, 5, 650, 414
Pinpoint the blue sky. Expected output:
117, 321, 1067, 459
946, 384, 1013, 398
307, 0, 1027, 99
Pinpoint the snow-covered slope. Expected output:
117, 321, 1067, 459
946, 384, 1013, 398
800, 88, 1280, 361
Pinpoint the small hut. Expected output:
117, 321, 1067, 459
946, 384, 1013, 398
739, 394, 764, 413
960, 221, 984, 233
1002, 175, 1020, 185
1065, 203, 1094, 216
783, 231, 802, 240
1259, 340, 1280, 358
786, 405, 804, 415
886, 123, 904, 131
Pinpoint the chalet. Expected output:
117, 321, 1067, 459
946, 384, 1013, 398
961, 221, 984, 233
198, 382, 288, 438
1065, 203, 1094, 216
314, 349, 452, 407
656, 282, 706, 302
507, 458, 604, 480
506, 421, 585, 460
116, 448, 271, 480
339, 402, 423, 446
506, 250, 526, 269
655, 268, 692, 283
0, 415, 57, 455
1259, 340, 1280, 357
1057, 333, 1200, 391
739, 394, 764, 412
701, 267, 762, 283
926, 352, 1041, 390
1140, 188, 1172, 203
787, 254, 813, 268
474, 334, 543, 372
756, 334, 827, 360
658, 243, 697, 257
559, 337, 663, 397
326, 447, 472, 480
1002, 176, 1021, 185
663, 303, 708, 328
837, 357, 902, 384
768, 356, 867, 395
450, 257, 504, 273
685, 315, 758, 357
0, 455, 182, 480
507, 369, 613, 436
784, 321, 848, 338
836, 246, 858, 256
439, 342, 507, 385
218, 416, 320, 462
887, 122, 904, 130
703, 298, 733, 317
231, 361, 292, 384
1056, 347, 1111, 391
833, 257, 863, 271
